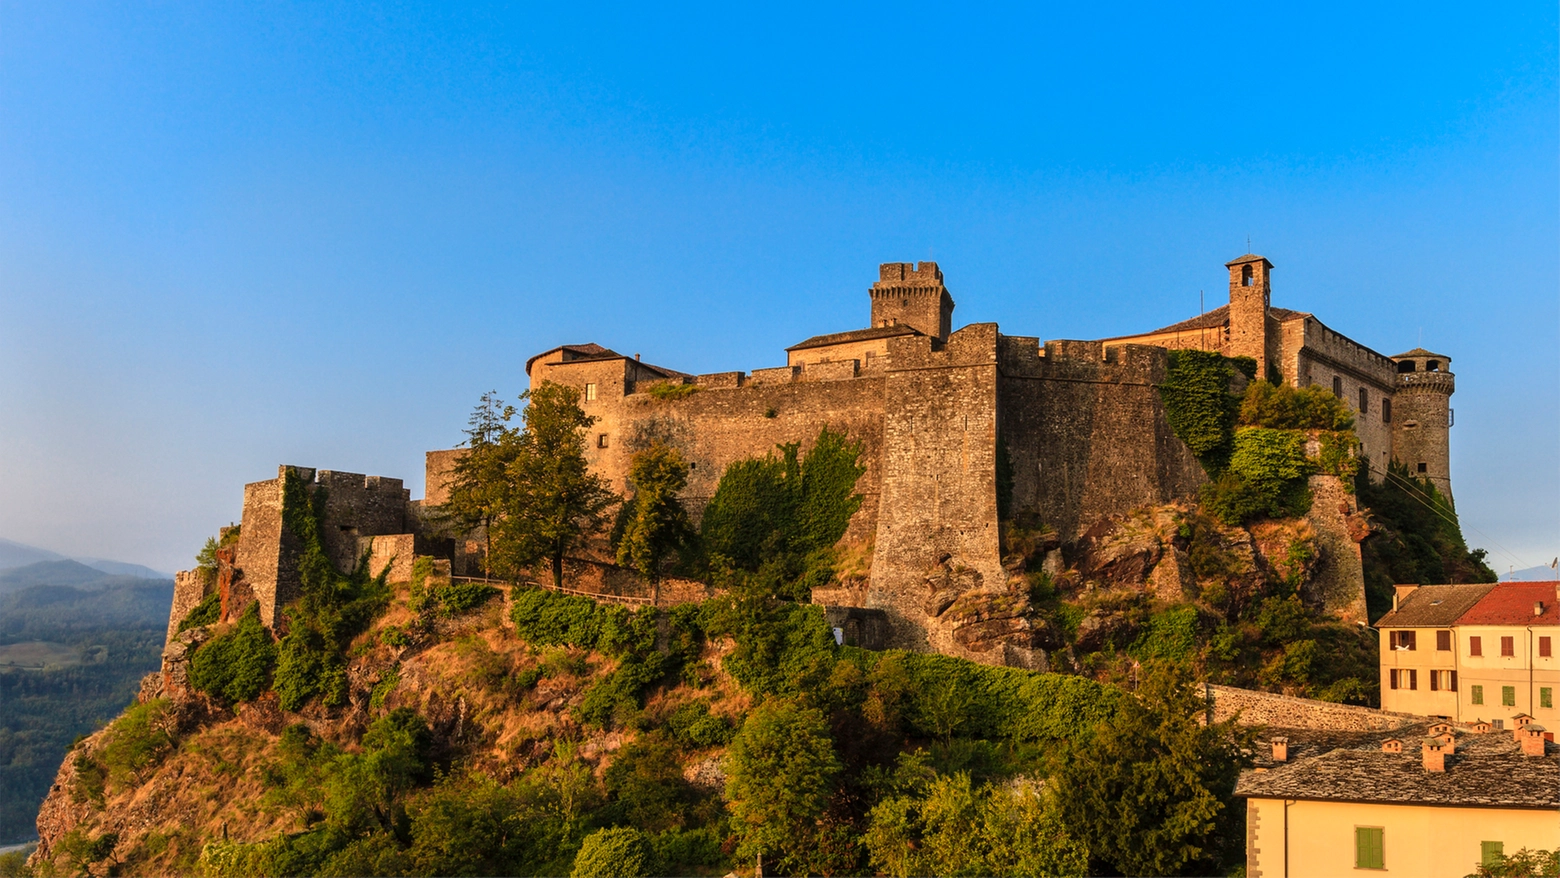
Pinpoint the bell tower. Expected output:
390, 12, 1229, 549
1226, 254, 1276, 380
870, 262, 954, 341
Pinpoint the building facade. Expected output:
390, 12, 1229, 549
1377, 581, 1560, 726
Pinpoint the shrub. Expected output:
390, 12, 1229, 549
188, 603, 276, 704
645, 381, 699, 401
177, 591, 222, 632
1158, 350, 1240, 471
571, 827, 653, 878
1239, 381, 1355, 431
99, 699, 176, 787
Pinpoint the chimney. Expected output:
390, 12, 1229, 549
1421, 738, 1446, 772
1271, 737, 1289, 763
1381, 738, 1403, 753
1536, 601, 1545, 617
634, 353, 641, 362
1520, 725, 1548, 757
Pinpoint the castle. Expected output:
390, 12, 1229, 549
170, 254, 1457, 667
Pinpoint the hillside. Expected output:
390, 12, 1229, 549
0, 580, 172, 844
25, 565, 1251, 877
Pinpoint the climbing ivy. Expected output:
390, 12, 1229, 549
1157, 350, 1240, 472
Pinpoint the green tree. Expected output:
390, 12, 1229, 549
446, 390, 521, 577
615, 441, 693, 601
724, 699, 842, 873
1053, 661, 1248, 876
571, 827, 653, 878
490, 382, 619, 590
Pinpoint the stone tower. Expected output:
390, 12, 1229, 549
1390, 349, 1455, 503
1226, 254, 1277, 380
871, 262, 954, 341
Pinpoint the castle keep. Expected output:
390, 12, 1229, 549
173, 254, 1456, 667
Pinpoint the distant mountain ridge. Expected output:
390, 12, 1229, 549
0, 538, 168, 580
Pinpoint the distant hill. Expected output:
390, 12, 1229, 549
72, 558, 170, 580
0, 539, 64, 571
1501, 563, 1560, 581
0, 560, 170, 595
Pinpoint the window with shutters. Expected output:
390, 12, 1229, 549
584, 383, 597, 401
1470, 636, 1482, 657
1471, 684, 1484, 705
1542, 636, 1552, 658
1502, 636, 1515, 657
1390, 630, 1417, 651
1356, 827, 1385, 870
1389, 669, 1399, 690
1542, 687, 1553, 709
1437, 630, 1451, 651
1481, 842, 1504, 869
1408, 669, 1418, 690
1430, 671, 1438, 691
1502, 686, 1516, 707
1430, 670, 1456, 691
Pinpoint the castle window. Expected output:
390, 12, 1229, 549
585, 383, 597, 401
1241, 264, 1254, 286
1417, 462, 1427, 473
1383, 398, 1392, 424
1397, 360, 1416, 373
597, 434, 609, 449
1426, 360, 1440, 371
1332, 376, 1343, 398
1359, 388, 1368, 413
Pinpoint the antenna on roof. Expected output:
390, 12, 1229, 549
1200, 289, 1204, 315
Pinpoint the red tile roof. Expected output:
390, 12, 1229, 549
1458, 581, 1560, 626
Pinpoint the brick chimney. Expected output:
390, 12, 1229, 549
1519, 725, 1548, 757
1421, 738, 1447, 772
1536, 600, 1546, 617
1512, 714, 1536, 740
1381, 738, 1403, 753
1271, 737, 1288, 763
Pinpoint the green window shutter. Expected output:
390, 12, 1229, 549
1356, 827, 1385, 869
1472, 684, 1484, 705
1542, 687, 1553, 709
1482, 841, 1504, 868
1503, 686, 1517, 707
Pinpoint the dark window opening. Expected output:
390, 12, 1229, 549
1241, 264, 1254, 286
1332, 376, 1343, 397
1359, 388, 1368, 413
1383, 398, 1392, 424
597, 434, 609, 449
1397, 360, 1416, 373
1427, 360, 1440, 371
1417, 462, 1428, 473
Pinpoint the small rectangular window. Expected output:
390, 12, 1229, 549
1356, 826, 1385, 870
585, 383, 597, 401
1503, 686, 1517, 707
1449, 670, 1457, 692
1418, 462, 1428, 473
1502, 636, 1516, 657
1430, 671, 1438, 691
1482, 842, 1504, 869
1437, 630, 1451, 651
1470, 636, 1482, 657
1389, 669, 1399, 690
1333, 376, 1343, 398
1542, 687, 1553, 709
1409, 669, 1418, 690
1359, 388, 1368, 413
597, 434, 608, 449
1542, 636, 1552, 657
1471, 684, 1484, 705
1382, 398, 1392, 424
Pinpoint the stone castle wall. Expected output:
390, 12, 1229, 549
998, 338, 1207, 541
1207, 683, 1418, 732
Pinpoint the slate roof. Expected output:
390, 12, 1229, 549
1114, 304, 1313, 339
1459, 581, 1560, 626
524, 343, 683, 379
1225, 253, 1274, 267
1391, 347, 1450, 359
1373, 583, 1498, 628
1236, 725, 1559, 809
785, 324, 922, 352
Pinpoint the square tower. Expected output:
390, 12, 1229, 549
871, 262, 954, 341
1226, 254, 1276, 379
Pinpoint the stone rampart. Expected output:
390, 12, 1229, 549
999, 338, 1206, 541
1206, 684, 1419, 732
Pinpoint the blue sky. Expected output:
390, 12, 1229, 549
0, 2, 1555, 574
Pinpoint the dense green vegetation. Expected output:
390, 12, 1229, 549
0, 581, 169, 844
1357, 462, 1495, 619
